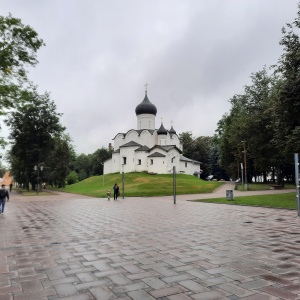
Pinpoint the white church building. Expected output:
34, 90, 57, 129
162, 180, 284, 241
103, 88, 201, 176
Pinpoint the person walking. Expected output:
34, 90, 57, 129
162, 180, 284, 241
113, 183, 119, 200
107, 190, 111, 201
0, 184, 9, 215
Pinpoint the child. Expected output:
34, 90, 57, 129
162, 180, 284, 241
107, 190, 111, 201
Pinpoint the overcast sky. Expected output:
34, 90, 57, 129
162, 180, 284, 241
1, 0, 299, 155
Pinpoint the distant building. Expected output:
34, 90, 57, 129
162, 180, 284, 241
104, 87, 201, 175
0, 171, 13, 186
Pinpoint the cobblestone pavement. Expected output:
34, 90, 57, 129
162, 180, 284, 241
1, 187, 300, 300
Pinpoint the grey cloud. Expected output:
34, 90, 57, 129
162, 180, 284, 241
1, 0, 299, 154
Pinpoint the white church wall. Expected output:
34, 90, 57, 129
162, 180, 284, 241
124, 130, 139, 145
113, 134, 125, 150
179, 161, 200, 176
112, 152, 121, 173
120, 147, 139, 173
139, 130, 156, 147
158, 135, 167, 146
135, 151, 148, 172
167, 149, 181, 173
103, 158, 112, 175
167, 134, 181, 149
137, 114, 155, 130
148, 156, 166, 174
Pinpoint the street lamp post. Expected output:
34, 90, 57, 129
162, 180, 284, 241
294, 153, 300, 217
101, 163, 104, 196
173, 166, 176, 204
34, 164, 43, 194
241, 163, 244, 190
122, 164, 124, 199
241, 140, 248, 190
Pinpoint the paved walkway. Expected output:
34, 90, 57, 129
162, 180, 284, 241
0, 185, 300, 300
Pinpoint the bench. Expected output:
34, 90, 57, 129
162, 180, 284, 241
270, 185, 283, 190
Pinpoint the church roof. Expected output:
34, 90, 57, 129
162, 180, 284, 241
180, 155, 201, 164
136, 129, 155, 135
148, 145, 182, 154
157, 123, 168, 135
135, 145, 150, 151
112, 133, 125, 140
120, 141, 142, 148
148, 152, 166, 157
113, 129, 155, 140
135, 92, 157, 116
169, 125, 176, 134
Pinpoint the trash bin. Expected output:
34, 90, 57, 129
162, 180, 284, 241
226, 190, 233, 200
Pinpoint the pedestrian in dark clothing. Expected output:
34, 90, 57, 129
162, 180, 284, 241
113, 183, 119, 200
0, 184, 9, 215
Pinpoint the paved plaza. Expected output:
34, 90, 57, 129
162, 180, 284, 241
1, 186, 300, 300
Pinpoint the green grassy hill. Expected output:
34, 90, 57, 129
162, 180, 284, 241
57, 173, 223, 198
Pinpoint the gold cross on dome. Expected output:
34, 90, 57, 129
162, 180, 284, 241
144, 82, 148, 93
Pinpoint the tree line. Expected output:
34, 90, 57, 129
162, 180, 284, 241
215, 5, 300, 185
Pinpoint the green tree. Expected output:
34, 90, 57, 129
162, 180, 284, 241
0, 14, 44, 112
90, 147, 112, 176
6, 88, 65, 190
47, 134, 75, 188
271, 5, 300, 183
0, 13, 44, 151
179, 132, 195, 159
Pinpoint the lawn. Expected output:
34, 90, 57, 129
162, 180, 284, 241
17, 173, 299, 210
192, 192, 298, 209
235, 182, 295, 191
56, 173, 223, 197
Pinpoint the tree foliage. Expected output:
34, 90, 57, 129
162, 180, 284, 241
70, 147, 112, 182
215, 3, 300, 184
0, 14, 44, 112
6, 88, 69, 189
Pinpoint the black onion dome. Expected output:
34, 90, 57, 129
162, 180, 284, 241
169, 125, 176, 134
135, 92, 157, 116
157, 123, 168, 135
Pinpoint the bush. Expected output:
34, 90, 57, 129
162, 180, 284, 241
66, 171, 78, 185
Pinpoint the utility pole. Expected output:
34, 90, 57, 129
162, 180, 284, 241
241, 140, 248, 190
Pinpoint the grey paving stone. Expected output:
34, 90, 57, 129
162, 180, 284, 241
162, 274, 194, 283
127, 290, 156, 300
1, 189, 299, 300
75, 279, 109, 290
112, 282, 149, 294
42, 276, 78, 288
149, 286, 188, 298
142, 277, 169, 289
89, 285, 117, 300
218, 283, 255, 297
191, 289, 228, 300
54, 283, 78, 297
178, 280, 208, 293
